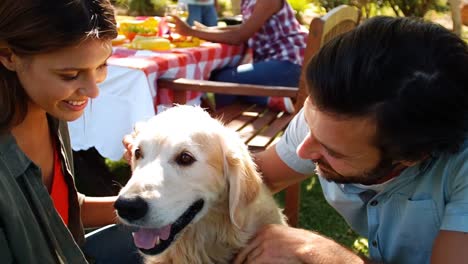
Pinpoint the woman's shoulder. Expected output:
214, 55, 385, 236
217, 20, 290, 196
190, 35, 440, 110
0, 134, 32, 180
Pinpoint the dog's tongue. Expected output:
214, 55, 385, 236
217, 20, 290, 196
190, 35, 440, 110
132, 225, 172, 249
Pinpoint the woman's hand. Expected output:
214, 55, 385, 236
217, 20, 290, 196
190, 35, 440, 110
169, 15, 194, 36
193, 20, 208, 30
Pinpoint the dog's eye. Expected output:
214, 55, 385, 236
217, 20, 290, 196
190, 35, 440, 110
176, 152, 195, 166
134, 147, 143, 160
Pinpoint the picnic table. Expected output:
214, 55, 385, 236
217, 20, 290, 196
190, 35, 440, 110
68, 42, 245, 161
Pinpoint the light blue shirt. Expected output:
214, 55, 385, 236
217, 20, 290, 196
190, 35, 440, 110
276, 109, 468, 264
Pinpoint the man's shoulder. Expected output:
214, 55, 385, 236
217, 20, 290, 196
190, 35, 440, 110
458, 138, 468, 157
433, 138, 468, 171
413, 138, 468, 196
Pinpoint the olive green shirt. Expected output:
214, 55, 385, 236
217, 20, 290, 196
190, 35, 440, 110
0, 118, 88, 263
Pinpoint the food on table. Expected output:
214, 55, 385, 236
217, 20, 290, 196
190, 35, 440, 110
116, 15, 136, 23
130, 36, 172, 51
112, 35, 127, 46
119, 17, 159, 41
168, 33, 202, 48
115, 17, 204, 49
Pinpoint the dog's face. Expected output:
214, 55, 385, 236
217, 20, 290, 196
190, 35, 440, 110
115, 105, 261, 256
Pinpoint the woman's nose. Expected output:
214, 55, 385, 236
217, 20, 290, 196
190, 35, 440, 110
296, 133, 322, 160
78, 81, 100, 98
78, 72, 103, 98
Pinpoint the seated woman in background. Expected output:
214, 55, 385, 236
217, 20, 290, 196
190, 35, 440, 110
171, 0, 307, 113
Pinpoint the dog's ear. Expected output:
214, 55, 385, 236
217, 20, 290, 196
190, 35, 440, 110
221, 130, 262, 228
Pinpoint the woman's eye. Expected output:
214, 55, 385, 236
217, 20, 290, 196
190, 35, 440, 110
98, 63, 108, 70
134, 148, 143, 160
61, 74, 79, 81
175, 152, 196, 166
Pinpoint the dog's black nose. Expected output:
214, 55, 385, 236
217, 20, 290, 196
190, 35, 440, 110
114, 196, 148, 221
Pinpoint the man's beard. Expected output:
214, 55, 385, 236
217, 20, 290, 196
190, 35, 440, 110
314, 156, 399, 185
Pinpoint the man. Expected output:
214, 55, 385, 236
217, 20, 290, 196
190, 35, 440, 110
234, 16, 468, 263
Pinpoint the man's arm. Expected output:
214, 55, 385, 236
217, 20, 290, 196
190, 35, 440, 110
244, 127, 378, 263
234, 224, 378, 264
431, 230, 468, 263
254, 143, 310, 193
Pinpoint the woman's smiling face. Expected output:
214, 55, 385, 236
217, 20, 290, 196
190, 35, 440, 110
296, 97, 399, 185
11, 38, 112, 121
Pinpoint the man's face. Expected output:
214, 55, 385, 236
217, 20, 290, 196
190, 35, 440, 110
297, 98, 398, 185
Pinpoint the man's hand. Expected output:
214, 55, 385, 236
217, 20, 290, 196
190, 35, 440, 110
234, 224, 368, 264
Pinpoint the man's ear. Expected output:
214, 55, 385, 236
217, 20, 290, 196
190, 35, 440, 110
0, 48, 18, 72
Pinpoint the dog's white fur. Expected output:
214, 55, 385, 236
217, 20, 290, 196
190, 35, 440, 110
118, 105, 286, 264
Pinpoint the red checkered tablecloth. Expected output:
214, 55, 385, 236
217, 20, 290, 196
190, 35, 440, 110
109, 42, 245, 112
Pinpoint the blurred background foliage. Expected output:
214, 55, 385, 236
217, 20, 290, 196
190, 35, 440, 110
113, 0, 169, 16
288, 0, 449, 20
113, 0, 450, 19
111, 0, 465, 40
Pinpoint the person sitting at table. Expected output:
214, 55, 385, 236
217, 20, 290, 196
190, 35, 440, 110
0, 0, 140, 263
178, 0, 219, 27
171, 0, 307, 113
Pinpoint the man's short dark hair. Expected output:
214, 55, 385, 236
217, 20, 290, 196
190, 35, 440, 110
306, 16, 468, 161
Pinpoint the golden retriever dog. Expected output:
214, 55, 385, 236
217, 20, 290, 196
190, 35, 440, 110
114, 105, 286, 264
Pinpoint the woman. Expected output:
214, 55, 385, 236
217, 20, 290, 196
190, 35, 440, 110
0, 0, 138, 262
171, 0, 307, 113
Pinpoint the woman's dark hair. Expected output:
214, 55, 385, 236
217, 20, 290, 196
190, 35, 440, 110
0, 0, 117, 133
306, 16, 468, 161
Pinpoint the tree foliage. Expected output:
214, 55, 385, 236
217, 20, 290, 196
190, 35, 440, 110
306, 0, 447, 18
113, 0, 169, 16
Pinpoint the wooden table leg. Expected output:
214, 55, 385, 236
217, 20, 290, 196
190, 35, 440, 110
284, 182, 300, 227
